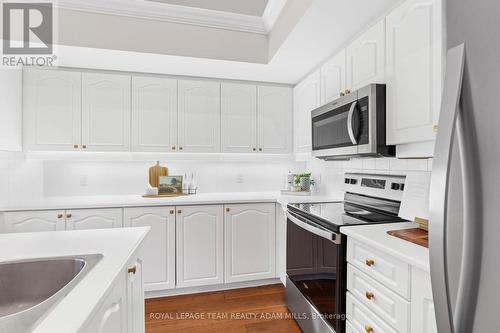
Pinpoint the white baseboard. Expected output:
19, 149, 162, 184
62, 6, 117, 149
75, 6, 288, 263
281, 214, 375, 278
145, 278, 282, 299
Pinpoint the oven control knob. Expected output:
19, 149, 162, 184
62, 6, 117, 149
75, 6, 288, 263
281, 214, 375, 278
391, 183, 400, 190
400, 184, 405, 191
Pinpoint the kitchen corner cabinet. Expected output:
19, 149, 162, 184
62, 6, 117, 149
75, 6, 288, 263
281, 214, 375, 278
346, 19, 386, 91
321, 49, 347, 104
23, 68, 82, 151
224, 203, 276, 283
385, 0, 443, 147
221, 83, 258, 153
178, 80, 221, 153
294, 70, 321, 154
176, 205, 224, 288
3, 209, 122, 233
83, 255, 144, 333
131, 76, 178, 152
82, 73, 131, 152
124, 207, 176, 291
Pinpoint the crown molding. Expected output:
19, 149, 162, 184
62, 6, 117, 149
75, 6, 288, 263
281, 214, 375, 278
57, 0, 287, 34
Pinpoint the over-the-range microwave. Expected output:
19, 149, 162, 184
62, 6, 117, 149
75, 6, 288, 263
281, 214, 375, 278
311, 84, 395, 160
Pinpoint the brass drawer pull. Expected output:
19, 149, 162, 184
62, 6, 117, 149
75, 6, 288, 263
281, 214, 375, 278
177, 210, 182, 214
73, 144, 79, 149
364, 325, 374, 333
365, 291, 375, 300
365, 259, 375, 267
179, 147, 183, 151
172, 146, 176, 150
128, 266, 137, 274
226, 208, 230, 212
66, 213, 72, 218
57, 214, 63, 219
170, 210, 174, 214
82, 145, 87, 149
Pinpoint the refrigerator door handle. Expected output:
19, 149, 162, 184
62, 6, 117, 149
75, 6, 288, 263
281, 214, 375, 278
429, 44, 466, 333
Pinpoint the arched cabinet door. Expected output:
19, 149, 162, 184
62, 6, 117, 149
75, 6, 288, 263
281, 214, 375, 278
176, 205, 224, 288
66, 209, 123, 231
4, 210, 65, 233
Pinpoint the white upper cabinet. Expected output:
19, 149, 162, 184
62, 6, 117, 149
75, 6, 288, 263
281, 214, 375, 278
346, 19, 386, 91
386, 0, 443, 146
224, 203, 276, 283
257, 86, 292, 154
23, 69, 82, 151
3, 210, 65, 233
221, 83, 257, 153
178, 80, 221, 153
176, 205, 224, 288
131, 76, 178, 152
82, 73, 131, 152
321, 49, 347, 104
65, 209, 123, 230
294, 70, 321, 154
124, 207, 176, 291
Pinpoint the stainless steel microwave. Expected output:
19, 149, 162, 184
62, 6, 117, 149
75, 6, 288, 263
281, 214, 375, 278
311, 84, 395, 160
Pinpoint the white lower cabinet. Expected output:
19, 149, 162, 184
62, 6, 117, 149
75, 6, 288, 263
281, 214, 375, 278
66, 209, 123, 230
224, 203, 276, 283
124, 207, 176, 291
84, 255, 144, 333
176, 205, 224, 288
411, 268, 438, 333
346, 237, 437, 333
3, 210, 65, 233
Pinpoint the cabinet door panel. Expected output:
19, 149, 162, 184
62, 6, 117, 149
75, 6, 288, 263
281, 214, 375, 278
221, 83, 257, 153
257, 86, 292, 154
176, 205, 224, 288
294, 70, 321, 154
127, 258, 145, 333
411, 268, 438, 333
82, 73, 131, 151
346, 20, 386, 91
321, 50, 346, 104
386, 0, 443, 145
124, 207, 175, 291
224, 203, 276, 283
131, 76, 177, 152
66, 209, 123, 230
3, 211, 65, 233
23, 69, 81, 151
178, 80, 221, 153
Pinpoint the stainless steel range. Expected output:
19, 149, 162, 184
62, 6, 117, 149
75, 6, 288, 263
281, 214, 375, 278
285, 173, 409, 333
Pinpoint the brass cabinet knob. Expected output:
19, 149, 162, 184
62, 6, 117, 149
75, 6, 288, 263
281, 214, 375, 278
253, 148, 256, 151
364, 325, 374, 333
179, 147, 183, 151
170, 210, 174, 215
226, 208, 230, 212
259, 148, 263, 152
82, 145, 87, 149
365, 259, 375, 267
172, 146, 176, 150
66, 213, 72, 218
73, 144, 79, 149
57, 214, 63, 219
177, 210, 182, 214
366, 291, 375, 300
128, 265, 137, 274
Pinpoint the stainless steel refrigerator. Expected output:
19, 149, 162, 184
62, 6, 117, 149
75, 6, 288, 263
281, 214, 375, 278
429, 0, 500, 332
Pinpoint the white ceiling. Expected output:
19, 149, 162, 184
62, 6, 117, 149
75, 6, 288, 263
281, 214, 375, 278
58, 0, 400, 84
149, 0, 269, 16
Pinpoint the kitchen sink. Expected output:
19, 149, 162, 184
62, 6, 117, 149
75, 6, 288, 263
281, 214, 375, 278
0, 254, 103, 332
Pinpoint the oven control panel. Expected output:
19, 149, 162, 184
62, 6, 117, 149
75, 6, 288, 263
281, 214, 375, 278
343, 173, 406, 201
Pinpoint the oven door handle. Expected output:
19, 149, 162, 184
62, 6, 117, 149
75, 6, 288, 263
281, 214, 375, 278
286, 211, 341, 244
347, 101, 358, 145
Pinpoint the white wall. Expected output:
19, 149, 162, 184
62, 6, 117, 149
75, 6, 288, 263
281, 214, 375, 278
0, 68, 22, 152
2, 158, 305, 206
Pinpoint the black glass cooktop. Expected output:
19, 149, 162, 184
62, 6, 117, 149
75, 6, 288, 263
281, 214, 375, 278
288, 198, 406, 233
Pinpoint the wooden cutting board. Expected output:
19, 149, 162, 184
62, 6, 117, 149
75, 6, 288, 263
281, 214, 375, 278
387, 228, 429, 248
149, 161, 168, 188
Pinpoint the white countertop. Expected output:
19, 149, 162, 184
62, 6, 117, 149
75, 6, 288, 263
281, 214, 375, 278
341, 222, 430, 272
0, 227, 149, 333
1, 191, 342, 212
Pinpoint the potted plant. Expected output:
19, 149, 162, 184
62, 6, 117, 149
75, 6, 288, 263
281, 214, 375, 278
294, 173, 315, 192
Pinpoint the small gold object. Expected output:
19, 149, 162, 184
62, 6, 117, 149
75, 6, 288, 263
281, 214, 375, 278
366, 291, 375, 300
253, 148, 256, 151
226, 208, 230, 212
179, 147, 183, 150
57, 214, 63, 219
365, 259, 375, 267
259, 148, 263, 151
433, 125, 438, 132
177, 210, 182, 214
73, 144, 79, 149
128, 266, 137, 274
364, 325, 374, 333
66, 213, 72, 218
82, 145, 87, 149
170, 210, 174, 214
172, 146, 176, 150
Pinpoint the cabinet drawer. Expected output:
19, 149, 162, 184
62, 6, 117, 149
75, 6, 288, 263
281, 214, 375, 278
346, 292, 398, 333
348, 264, 410, 332
347, 238, 410, 298
346, 320, 362, 333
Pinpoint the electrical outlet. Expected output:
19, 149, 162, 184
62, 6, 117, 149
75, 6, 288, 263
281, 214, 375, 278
79, 175, 88, 186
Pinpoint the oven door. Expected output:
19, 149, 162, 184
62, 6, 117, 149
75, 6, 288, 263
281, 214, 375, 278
311, 93, 370, 158
285, 211, 345, 333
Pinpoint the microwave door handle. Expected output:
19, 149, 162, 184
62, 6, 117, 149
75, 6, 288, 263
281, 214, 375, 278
347, 101, 358, 144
